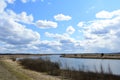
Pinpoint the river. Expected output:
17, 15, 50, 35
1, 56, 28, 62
18, 55, 120, 75
40, 55, 120, 75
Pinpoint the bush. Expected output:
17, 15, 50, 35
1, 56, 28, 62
10, 58, 16, 61
19, 58, 60, 76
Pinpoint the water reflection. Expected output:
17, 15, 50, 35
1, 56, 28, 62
40, 55, 120, 75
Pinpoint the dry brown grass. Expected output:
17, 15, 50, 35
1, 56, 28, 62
1, 59, 62, 80
18, 58, 120, 80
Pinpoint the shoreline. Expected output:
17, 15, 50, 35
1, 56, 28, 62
1, 53, 120, 60
60, 53, 120, 60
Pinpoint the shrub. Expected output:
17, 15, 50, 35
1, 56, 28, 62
10, 57, 16, 61
19, 58, 60, 76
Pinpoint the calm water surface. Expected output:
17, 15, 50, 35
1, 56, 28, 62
40, 55, 120, 75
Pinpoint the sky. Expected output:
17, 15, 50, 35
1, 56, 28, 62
0, 0, 120, 53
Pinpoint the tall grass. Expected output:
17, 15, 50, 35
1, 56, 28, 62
19, 58, 120, 80
61, 66, 120, 80
19, 58, 60, 76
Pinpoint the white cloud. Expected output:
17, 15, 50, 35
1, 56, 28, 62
21, 0, 36, 3
78, 9, 120, 52
17, 11, 34, 24
77, 22, 84, 27
4, 10, 34, 24
21, 0, 28, 3
0, 0, 41, 53
6, 0, 16, 4
0, 0, 7, 13
66, 26, 75, 34
96, 10, 120, 19
45, 32, 83, 52
54, 14, 72, 21
37, 40, 62, 51
96, 10, 113, 18
36, 20, 57, 29
0, 14, 40, 53
112, 10, 120, 16
0, 18, 40, 45
1, 0, 120, 53
45, 32, 70, 40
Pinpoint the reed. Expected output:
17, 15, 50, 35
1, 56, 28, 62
19, 58, 120, 80
19, 58, 60, 76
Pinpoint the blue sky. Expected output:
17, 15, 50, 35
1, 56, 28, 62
0, 0, 120, 53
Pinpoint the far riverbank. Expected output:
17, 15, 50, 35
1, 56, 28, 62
61, 53, 120, 59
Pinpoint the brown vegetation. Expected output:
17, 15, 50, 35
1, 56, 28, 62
19, 58, 61, 76
19, 58, 120, 80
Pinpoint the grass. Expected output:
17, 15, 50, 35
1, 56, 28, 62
61, 68, 120, 80
19, 57, 61, 76
19, 57, 120, 80
0, 60, 32, 80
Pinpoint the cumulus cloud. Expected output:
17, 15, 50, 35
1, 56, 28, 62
18, 11, 33, 23
96, 10, 120, 19
54, 14, 72, 21
0, 0, 41, 53
96, 10, 113, 18
66, 26, 75, 34
45, 32, 83, 52
0, 0, 7, 13
0, 18, 40, 45
1, 0, 80, 53
1, 0, 120, 53
36, 20, 57, 29
78, 9, 120, 52
45, 32, 70, 40
36, 40, 62, 52
6, 10, 34, 24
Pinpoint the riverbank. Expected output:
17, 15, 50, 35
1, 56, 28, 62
0, 59, 62, 80
61, 53, 120, 59
19, 57, 120, 80
0, 54, 120, 80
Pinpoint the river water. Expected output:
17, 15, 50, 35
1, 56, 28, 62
40, 55, 120, 75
